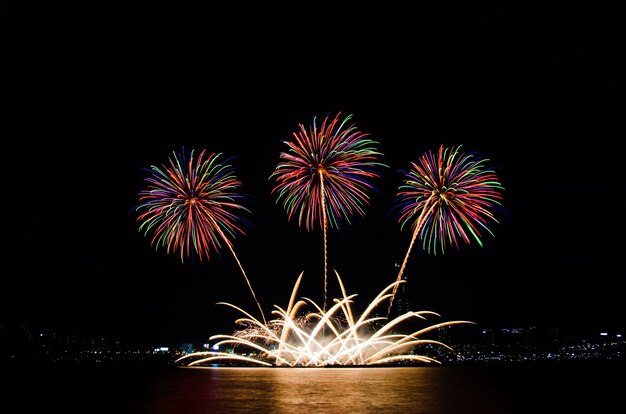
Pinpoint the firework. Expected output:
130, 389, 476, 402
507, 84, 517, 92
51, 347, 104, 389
176, 271, 473, 367
387, 144, 505, 315
270, 112, 386, 310
135, 148, 266, 324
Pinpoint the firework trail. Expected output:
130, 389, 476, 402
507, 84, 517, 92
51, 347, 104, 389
135, 148, 266, 324
387, 144, 505, 316
270, 112, 386, 311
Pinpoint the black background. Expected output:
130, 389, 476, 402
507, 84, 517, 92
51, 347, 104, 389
4, 2, 624, 345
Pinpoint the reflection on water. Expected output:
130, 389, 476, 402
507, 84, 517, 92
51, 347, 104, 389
7, 362, 623, 413
135, 366, 507, 413
269, 367, 431, 412
132, 363, 623, 414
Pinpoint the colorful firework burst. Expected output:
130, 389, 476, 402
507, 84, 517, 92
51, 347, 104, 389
135, 148, 250, 262
388, 144, 505, 314
135, 148, 266, 323
270, 112, 386, 232
270, 112, 387, 310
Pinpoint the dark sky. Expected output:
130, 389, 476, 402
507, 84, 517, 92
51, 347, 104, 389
4, 3, 624, 345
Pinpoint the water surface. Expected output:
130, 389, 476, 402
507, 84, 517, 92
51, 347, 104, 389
7, 362, 623, 413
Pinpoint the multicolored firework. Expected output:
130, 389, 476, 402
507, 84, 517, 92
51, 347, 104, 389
134, 135, 505, 368
270, 112, 386, 310
387, 144, 505, 314
135, 148, 266, 324
176, 271, 473, 367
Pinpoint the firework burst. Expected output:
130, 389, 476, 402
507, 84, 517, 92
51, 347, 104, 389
176, 271, 473, 367
135, 148, 266, 324
270, 112, 386, 310
387, 144, 505, 315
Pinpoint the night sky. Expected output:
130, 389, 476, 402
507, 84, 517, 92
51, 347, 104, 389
4, 3, 623, 345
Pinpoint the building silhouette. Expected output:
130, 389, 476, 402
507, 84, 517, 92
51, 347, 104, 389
394, 261, 411, 316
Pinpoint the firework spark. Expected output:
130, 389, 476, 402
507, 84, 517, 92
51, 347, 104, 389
176, 271, 473, 367
387, 144, 505, 315
270, 112, 386, 311
135, 148, 266, 324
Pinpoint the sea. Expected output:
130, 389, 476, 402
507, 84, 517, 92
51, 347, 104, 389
4, 361, 624, 413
